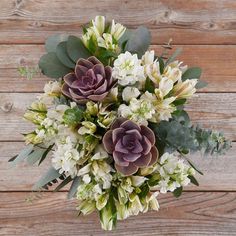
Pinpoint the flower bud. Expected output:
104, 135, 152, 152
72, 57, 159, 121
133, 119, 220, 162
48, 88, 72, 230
173, 79, 198, 99
86, 101, 99, 116
77, 200, 96, 215
110, 20, 126, 40
96, 193, 109, 211
78, 121, 97, 135
92, 16, 105, 37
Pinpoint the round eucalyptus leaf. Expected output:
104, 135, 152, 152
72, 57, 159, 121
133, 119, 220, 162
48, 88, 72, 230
45, 34, 69, 52
56, 41, 76, 69
67, 35, 92, 62
39, 52, 72, 79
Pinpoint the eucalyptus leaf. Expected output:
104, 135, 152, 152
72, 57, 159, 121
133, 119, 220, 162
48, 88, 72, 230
33, 167, 61, 190
182, 67, 202, 81
185, 157, 204, 175
118, 29, 132, 52
45, 34, 69, 52
54, 176, 72, 192
9, 144, 34, 166
173, 186, 183, 198
189, 175, 199, 186
67, 36, 92, 62
165, 47, 182, 65
196, 80, 208, 89
56, 41, 76, 69
38, 144, 55, 165
39, 52, 72, 79
68, 177, 81, 199
125, 26, 151, 58
25, 147, 45, 165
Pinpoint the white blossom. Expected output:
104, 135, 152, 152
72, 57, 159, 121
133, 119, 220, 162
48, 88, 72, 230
173, 79, 198, 99
113, 52, 145, 86
122, 86, 140, 102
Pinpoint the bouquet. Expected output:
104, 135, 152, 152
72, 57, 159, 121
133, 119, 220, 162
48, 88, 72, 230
10, 16, 231, 230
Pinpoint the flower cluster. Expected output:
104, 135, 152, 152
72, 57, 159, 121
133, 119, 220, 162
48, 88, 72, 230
12, 16, 230, 231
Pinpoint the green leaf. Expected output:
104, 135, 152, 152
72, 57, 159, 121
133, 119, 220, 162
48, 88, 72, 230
9, 144, 34, 166
33, 167, 61, 190
189, 175, 199, 186
196, 80, 208, 89
145, 77, 155, 93
25, 147, 45, 165
68, 177, 81, 199
182, 67, 202, 81
185, 158, 204, 175
138, 183, 150, 199
45, 34, 69, 52
63, 107, 83, 126
38, 144, 55, 165
54, 176, 72, 192
118, 29, 132, 52
172, 99, 187, 107
158, 57, 165, 74
56, 41, 76, 69
39, 52, 72, 79
67, 36, 92, 62
173, 186, 183, 198
165, 47, 182, 65
125, 26, 151, 58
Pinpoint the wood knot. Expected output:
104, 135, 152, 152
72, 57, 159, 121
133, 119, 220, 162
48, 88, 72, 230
1, 102, 13, 113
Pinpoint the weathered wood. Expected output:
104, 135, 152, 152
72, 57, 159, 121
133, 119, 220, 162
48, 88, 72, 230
0, 0, 236, 45
0, 192, 235, 235
0, 93, 235, 141
0, 45, 236, 92
1, 142, 235, 191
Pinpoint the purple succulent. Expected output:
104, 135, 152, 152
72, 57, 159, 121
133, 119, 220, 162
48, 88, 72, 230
62, 56, 117, 104
103, 118, 159, 176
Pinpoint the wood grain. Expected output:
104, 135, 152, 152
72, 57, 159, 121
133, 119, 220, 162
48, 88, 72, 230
1, 142, 235, 191
0, 45, 236, 92
0, 0, 236, 45
0, 192, 235, 235
0, 93, 235, 141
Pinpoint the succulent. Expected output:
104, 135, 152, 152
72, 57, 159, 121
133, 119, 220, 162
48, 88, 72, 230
62, 56, 117, 104
103, 118, 158, 176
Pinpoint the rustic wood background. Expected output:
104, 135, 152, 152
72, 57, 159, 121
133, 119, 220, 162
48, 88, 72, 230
0, 0, 236, 235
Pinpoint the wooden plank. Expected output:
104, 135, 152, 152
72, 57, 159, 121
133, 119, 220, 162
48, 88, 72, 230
0, 45, 236, 92
0, 192, 235, 235
1, 142, 236, 191
0, 93, 235, 141
0, 0, 236, 45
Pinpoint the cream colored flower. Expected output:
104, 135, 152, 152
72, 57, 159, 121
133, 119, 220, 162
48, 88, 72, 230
173, 79, 198, 99
91, 15, 105, 37
122, 86, 140, 102
110, 20, 126, 40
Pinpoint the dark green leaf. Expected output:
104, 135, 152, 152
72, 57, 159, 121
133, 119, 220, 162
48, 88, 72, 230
182, 67, 202, 81
196, 80, 208, 89
125, 26, 151, 58
172, 99, 187, 107
63, 107, 83, 126
25, 147, 45, 165
158, 57, 165, 74
173, 186, 183, 198
54, 176, 72, 192
68, 177, 81, 199
165, 47, 182, 65
38, 144, 55, 165
118, 29, 132, 51
185, 158, 204, 175
145, 77, 155, 93
45, 34, 69, 52
189, 175, 199, 186
33, 167, 61, 190
39, 52, 72, 79
56, 41, 76, 69
9, 144, 34, 166
138, 183, 150, 198
67, 36, 92, 62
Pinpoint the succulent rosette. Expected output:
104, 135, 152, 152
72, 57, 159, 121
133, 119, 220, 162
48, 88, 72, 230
62, 56, 117, 104
12, 15, 231, 232
103, 118, 158, 175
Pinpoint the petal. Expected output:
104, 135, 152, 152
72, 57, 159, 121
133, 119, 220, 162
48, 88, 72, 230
141, 126, 155, 145
87, 92, 108, 101
134, 153, 152, 168
112, 127, 125, 144
88, 56, 102, 65
94, 79, 107, 94
121, 120, 140, 131
132, 140, 143, 154
141, 136, 152, 155
102, 130, 114, 154
76, 58, 94, 69
148, 146, 159, 166
126, 129, 142, 140
123, 152, 141, 162
63, 73, 77, 86
61, 83, 71, 98
75, 64, 89, 78
111, 118, 127, 130
105, 66, 112, 84
69, 88, 84, 99
115, 139, 128, 154
93, 64, 105, 78
115, 163, 139, 176
113, 151, 129, 166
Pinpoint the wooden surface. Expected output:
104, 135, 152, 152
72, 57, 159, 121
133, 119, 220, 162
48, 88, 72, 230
0, 0, 236, 235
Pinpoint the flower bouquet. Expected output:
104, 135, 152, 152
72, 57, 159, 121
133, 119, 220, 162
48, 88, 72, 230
10, 16, 231, 230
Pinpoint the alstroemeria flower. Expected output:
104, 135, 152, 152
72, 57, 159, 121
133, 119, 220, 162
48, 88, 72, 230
62, 56, 117, 104
103, 118, 158, 176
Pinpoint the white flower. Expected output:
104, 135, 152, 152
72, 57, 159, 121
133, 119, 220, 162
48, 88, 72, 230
78, 121, 97, 135
91, 16, 105, 37
142, 50, 155, 65
113, 52, 145, 86
173, 79, 198, 99
118, 98, 155, 125
122, 86, 140, 102
97, 33, 118, 51
155, 77, 174, 99
110, 20, 126, 40
131, 176, 147, 187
